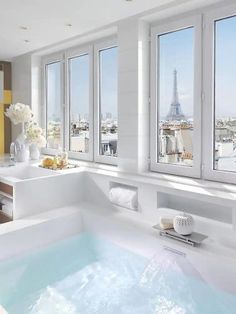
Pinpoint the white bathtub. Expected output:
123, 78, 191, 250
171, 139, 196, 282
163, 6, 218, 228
1, 201, 236, 298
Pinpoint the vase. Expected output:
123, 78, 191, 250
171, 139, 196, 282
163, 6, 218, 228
15, 123, 30, 162
173, 213, 194, 235
30, 143, 40, 160
15, 144, 30, 162
16, 123, 26, 144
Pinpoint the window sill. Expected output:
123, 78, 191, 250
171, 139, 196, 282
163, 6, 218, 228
41, 153, 236, 208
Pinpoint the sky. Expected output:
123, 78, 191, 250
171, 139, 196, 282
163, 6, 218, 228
47, 15, 236, 122
70, 53, 89, 121
47, 47, 118, 122
47, 61, 61, 121
159, 15, 236, 120
159, 27, 194, 119
215, 15, 236, 118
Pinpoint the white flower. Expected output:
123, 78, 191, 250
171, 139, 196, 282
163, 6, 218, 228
5, 103, 33, 124
25, 122, 46, 148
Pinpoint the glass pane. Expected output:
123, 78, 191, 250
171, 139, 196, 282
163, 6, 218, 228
46, 62, 62, 149
158, 27, 194, 167
99, 47, 118, 157
69, 54, 90, 153
214, 16, 236, 172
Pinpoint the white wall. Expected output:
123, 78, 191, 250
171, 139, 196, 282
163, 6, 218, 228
11, 53, 32, 141
117, 18, 149, 173
11, 53, 41, 141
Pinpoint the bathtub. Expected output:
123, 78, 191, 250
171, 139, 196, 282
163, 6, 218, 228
0, 201, 236, 313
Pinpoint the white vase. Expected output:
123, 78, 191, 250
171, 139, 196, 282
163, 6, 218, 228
15, 123, 30, 162
16, 123, 26, 144
173, 213, 194, 235
16, 144, 30, 162
30, 143, 40, 160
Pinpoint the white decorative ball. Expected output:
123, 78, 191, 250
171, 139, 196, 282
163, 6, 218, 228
173, 213, 194, 235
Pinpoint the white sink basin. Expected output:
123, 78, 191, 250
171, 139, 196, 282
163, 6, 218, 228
0, 164, 59, 181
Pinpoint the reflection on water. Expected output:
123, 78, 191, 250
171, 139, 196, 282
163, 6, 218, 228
0, 233, 235, 314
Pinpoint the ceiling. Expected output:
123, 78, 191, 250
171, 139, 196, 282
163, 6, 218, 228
0, 0, 222, 60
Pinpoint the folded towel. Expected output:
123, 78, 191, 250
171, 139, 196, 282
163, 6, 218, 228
109, 186, 138, 210
159, 216, 174, 230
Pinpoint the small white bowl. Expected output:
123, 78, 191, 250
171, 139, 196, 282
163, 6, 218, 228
173, 213, 194, 235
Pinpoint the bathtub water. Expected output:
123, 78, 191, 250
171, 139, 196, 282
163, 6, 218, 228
0, 232, 235, 314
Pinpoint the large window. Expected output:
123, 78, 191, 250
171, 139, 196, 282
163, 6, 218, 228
99, 47, 118, 158
69, 54, 90, 155
203, 4, 236, 184
94, 40, 118, 165
158, 28, 194, 167
42, 39, 117, 164
214, 16, 236, 173
151, 16, 201, 177
45, 61, 62, 150
151, 5, 236, 183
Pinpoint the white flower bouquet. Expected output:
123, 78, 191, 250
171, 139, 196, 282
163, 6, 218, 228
5, 103, 33, 125
26, 122, 46, 148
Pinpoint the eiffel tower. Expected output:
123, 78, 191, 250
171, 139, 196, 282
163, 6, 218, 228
166, 69, 185, 121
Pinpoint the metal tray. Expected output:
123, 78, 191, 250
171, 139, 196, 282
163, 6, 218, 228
153, 224, 208, 247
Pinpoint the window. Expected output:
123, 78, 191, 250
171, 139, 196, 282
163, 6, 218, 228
151, 16, 201, 177
214, 16, 236, 173
45, 60, 63, 150
158, 28, 194, 167
42, 38, 117, 165
204, 4, 236, 183
99, 47, 118, 157
69, 54, 89, 154
94, 41, 118, 164
68, 49, 93, 160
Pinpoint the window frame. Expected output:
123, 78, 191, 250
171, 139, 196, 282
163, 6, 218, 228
203, 4, 236, 184
41, 52, 64, 156
65, 45, 94, 161
150, 15, 202, 178
94, 38, 118, 165
41, 37, 118, 165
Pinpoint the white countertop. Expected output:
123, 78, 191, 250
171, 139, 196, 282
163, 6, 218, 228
1, 156, 236, 209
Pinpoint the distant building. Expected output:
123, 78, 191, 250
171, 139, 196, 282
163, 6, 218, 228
70, 132, 89, 153
166, 69, 186, 121
100, 133, 117, 156
105, 112, 112, 120
158, 69, 193, 165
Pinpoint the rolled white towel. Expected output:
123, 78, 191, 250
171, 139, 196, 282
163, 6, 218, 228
109, 186, 138, 210
0, 197, 13, 217
159, 216, 174, 230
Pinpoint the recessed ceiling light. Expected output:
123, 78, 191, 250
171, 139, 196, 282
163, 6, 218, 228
20, 26, 28, 30
24, 39, 30, 43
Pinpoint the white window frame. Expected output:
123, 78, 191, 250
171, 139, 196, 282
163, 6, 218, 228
150, 15, 202, 178
203, 3, 236, 184
41, 52, 64, 156
94, 38, 118, 165
65, 45, 94, 161
41, 37, 118, 165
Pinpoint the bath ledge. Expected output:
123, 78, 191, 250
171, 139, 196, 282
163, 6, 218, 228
7, 158, 236, 207
78, 167, 236, 208
0, 205, 81, 236
0, 202, 236, 266
44, 158, 236, 207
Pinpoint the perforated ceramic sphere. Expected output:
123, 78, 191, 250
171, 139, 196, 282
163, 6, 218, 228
173, 213, 194, 235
